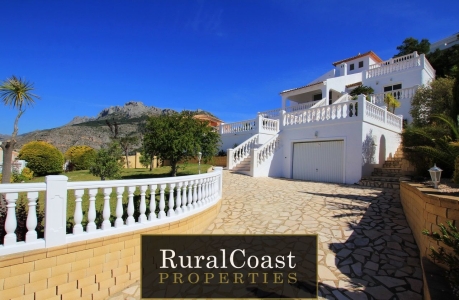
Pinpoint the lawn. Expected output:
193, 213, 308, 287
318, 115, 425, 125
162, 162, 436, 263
11, 163, 212, 239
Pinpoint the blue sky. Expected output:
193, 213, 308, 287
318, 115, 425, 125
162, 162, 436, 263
0, 0, 458, 135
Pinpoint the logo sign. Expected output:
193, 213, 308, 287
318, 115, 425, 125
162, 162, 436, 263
141, 235, 317, 299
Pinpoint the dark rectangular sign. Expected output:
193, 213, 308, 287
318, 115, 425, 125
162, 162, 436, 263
141, 235, 317, 299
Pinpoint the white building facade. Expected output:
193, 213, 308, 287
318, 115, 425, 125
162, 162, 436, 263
219, 51, 435, 184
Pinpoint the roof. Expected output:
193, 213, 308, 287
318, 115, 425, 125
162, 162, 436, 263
332, 51, 383, 66
193, 114, 223, 123
345, 82, 362, 88
280, 81, 324, 95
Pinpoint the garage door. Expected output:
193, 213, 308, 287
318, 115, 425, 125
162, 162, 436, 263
292, 140, 344, 183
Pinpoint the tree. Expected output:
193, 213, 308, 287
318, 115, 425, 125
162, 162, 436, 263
89, 141, 124, 180
118, 134, 138, 168
394, 37, 430, 57
384, 94, 401, 113
143, 111, 221, 176
410, 77, 455, 127
427, 45, 459, 78
64, 145, 96, 170
0, 76, 40, 183
452, 69, 459, 122
18, 141, 64, 176
349, 85, 374, 100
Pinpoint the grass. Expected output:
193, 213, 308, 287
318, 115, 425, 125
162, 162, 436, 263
11, 163, 212, 238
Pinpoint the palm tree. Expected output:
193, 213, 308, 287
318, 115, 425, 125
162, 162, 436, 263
0, 75, 40, 184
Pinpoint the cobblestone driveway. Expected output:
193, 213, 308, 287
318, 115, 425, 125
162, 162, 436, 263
109, 171, 422, 300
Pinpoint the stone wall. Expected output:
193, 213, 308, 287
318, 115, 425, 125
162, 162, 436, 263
400, 182, 459, 258
400, 182, 459, 299
0, 200, 221, 300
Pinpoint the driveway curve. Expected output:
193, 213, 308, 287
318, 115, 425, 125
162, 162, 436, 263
109, 171, 422, 300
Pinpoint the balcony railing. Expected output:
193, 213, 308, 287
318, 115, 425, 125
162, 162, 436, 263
368, 86, 418, 105
366, 52, 421, 78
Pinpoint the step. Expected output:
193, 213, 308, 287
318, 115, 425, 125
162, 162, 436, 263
372, 168, 402, 177
383, 161, 401, 168
231, 170, 251, 176
358, 179, 400, 189
361, 176, 401, 182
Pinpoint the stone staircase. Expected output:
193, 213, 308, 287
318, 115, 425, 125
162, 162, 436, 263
359, 147, 413, 189
231, 155, 251, 175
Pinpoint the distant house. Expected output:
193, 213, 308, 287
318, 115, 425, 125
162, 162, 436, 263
219, 51, 435, 184
0, 148, 23, 173
430, 32, 459, 52
193, 114, 223, 127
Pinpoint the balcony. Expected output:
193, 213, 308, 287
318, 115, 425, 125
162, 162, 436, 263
365, 52, 435, 79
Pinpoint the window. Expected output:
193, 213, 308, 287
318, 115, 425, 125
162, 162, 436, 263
350, 64, 354, 71
359, 61, 363, 68
313, 93, 322, 101
384, 83, 403, 99
384, 83, 402, 92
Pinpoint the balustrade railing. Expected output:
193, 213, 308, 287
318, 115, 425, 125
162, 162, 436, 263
366, 52, 421, 78
228, 134, 259, 170
258, 99, 326, 119
368, 86, 418, 105
258, 108, 282, 119
285, 99, 325, 112
283, 100, 359, 127
0, 169, 223, 255
333, 93, 353, 104
220, 119, 256, 134
261, 117, 279, 132
256, 135, 281, 167
364, 101, 403, 131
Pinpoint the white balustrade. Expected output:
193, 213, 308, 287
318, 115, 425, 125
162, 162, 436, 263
366, 52, 421, 78
220, 119, 256, 134
228, 134, 259, 170
261, 117, 279, 132
26, 192, 39, 242
283, 100, 359, 127
0, 168, 223, 256
258, 108, 282, 118
256, 135, 281, 166
369, 86, 418, 105
285, 99, 325, 112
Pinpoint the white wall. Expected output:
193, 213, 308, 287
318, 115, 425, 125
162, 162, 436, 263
277, 119, 364, 184
307, 69, 336, 85
363, 66, 426, 123
361, 122, 401, 177
220, 132, 256, 152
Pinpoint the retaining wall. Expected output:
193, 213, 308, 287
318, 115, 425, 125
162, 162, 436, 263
0, 200, 222, 300
400, 181, 459, 299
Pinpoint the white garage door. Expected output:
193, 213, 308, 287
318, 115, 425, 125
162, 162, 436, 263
292, 140, 344, 183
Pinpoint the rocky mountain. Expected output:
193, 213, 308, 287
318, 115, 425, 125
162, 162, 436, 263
12, 101, 178, 153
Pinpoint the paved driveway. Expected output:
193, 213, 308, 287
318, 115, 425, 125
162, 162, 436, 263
110, 171, 422, 300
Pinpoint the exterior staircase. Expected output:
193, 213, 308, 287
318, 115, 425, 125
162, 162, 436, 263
230, 155, 252, 175
359, 147, 413, 189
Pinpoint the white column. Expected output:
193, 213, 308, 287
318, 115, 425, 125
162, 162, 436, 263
126, 186, 136, 225
213, 167, 223, 199
115, 187, 124, 227
44, 175, 68, 247
227, 149, 234, 170
139, 185, 148, 223
4, 193, 18, 246
101, 188, 112, 230
73, 190, 84, 234
26, 191, 39, 242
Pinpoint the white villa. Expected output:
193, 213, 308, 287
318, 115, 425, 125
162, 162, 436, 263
219, 51, 435, 184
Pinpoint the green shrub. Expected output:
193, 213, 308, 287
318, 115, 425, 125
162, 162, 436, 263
18, 141, 64, 176
423, 221, 459, 297
65, 145, 96, 170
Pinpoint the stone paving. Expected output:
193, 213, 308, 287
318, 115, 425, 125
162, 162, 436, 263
108, 171, 422, 300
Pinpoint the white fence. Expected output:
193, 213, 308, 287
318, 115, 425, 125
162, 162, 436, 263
0, 168, 223, 256
366, 52, 421, 78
